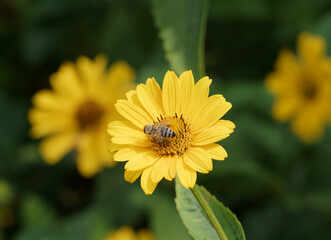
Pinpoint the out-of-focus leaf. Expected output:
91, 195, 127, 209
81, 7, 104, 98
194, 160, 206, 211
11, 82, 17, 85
209, 0, 270, 21
20, 193, 56, 230
310, 9, 331, 55
131, 188, 192, 240
152, 0, 208, 77
175, 181, 245, 240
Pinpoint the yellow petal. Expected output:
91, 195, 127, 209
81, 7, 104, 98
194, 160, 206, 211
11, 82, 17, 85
49, 62, 84, 101
115, 100, 153, 129
150, 156, 171, 183
176, 158, 197, 189
203, 144, 228, 161
140, 167, 158, 195
162, 71, 181, 116
179, 71, 195, 118
39, 131, 76, 165
124, 151, 159, 171
192, 120, 235, 146
124, 170, 143, 183
191, 95, 232, 134
195, 76, 212, 102
272, 96, 302, 122
113, 147, 149, 162
136, 83, 163, 121
31, 90, 75, 112
108, 142, 123, 152
291, 105, 324, 143
76, 55, 107, 91
183, 147, 212, 173
28, 109, 75, 138
106, 61, 136, 89
76, 132, 101, 177
146, 77, 164, 116
297, 32, 326, 62
107, 121, 148, 147
165, 156, 177, 180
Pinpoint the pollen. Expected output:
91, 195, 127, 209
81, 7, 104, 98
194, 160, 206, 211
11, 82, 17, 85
149, 113, 193, 156
76, 100, 104, 129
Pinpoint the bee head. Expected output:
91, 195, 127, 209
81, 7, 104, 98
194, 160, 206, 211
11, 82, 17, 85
143, 124, 152, 134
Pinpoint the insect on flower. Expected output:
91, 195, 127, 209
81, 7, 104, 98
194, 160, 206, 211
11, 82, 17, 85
144, 120, 176, 143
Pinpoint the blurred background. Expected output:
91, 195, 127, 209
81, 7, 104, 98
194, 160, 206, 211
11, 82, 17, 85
1, 0, 331, 239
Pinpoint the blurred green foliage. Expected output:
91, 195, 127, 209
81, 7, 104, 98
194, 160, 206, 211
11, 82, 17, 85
1, 0, 331, 239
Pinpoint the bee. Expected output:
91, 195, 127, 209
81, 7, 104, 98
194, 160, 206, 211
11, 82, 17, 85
143, 122, 176, 143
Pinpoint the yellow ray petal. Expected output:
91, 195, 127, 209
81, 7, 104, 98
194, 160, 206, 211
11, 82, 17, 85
140, 167, 157, 195
115, 100, 153, 129
136, 83, 163, 121
176, 158, 197, 189
124, 170, 143, 183
113, 147, 150, 162
178, 71, 195, 118
162, 71, 181, 116
31, 90, 75, 112
107, 121, 148, 147
165, 156, 177, 180
28, 109, 75, 138
203, 143, 228, 161
183, 147, 212, 173
124, 151, 159, 171
191, 95, 232, 134
76, 132, 101, 177
291, 105, 324, 143
39, 131, 76, 165
192, 120, 234, 146
272, 96, 302, 122
50, 62, 84, 101
298, 32, 326, 62
150, 156, 172, 183
145, 77, 164, 115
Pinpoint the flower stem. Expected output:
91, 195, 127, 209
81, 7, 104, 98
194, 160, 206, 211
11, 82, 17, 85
190, 186, 228, 240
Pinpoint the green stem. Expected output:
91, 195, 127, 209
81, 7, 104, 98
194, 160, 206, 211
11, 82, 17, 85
190, 186, 228, 240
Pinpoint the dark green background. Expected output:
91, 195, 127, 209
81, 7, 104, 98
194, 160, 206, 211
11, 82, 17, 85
1, 0, 331, 239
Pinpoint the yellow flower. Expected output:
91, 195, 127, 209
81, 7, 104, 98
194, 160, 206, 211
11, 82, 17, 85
29, 55, 135, 177
103, 226, 154, 240
266, 32, 331, 143
107, 70, 235, 194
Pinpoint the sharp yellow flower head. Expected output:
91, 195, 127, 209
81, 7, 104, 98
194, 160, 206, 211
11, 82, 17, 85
266, 32, 331, 143
103, 226, 154, 240
107, 70, 235, 195
29, 55, 135, 177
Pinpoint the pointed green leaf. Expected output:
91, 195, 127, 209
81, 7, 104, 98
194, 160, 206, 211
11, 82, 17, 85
152, 0, 208, 77
175, 180, 245, 240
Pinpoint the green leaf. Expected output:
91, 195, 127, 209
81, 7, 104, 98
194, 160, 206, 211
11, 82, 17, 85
152, 0, 208, 77
175, 180, 245, 240
20, 193, 56, 230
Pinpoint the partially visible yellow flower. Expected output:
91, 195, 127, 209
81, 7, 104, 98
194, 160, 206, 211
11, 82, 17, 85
103, 226, 154, 240
107, 70, 235, 194
266, 32, 331, 143
29, 55, 135, 177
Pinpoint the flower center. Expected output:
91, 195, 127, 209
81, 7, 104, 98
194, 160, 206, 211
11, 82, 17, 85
76, 100, 104, 129
301, 78, 317, 100
148, 114, 193, 156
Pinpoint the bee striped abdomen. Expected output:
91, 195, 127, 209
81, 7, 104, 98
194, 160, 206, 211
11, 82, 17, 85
162, 126, 175, 138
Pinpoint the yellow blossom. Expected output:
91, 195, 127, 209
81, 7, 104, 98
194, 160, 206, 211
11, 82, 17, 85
29, 55, 135, 177
266, 32, 331, 143
103, 226, 154, 240
107, 70, 235, 194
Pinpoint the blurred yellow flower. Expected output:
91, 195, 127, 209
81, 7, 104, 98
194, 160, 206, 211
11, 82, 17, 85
107, 70, 234, 194
266, 32, 331, 143
29, 55, 135, 177
103, 226, 154, 240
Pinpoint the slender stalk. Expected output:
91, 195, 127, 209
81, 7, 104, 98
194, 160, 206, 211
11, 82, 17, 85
190, 186, 228, 240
